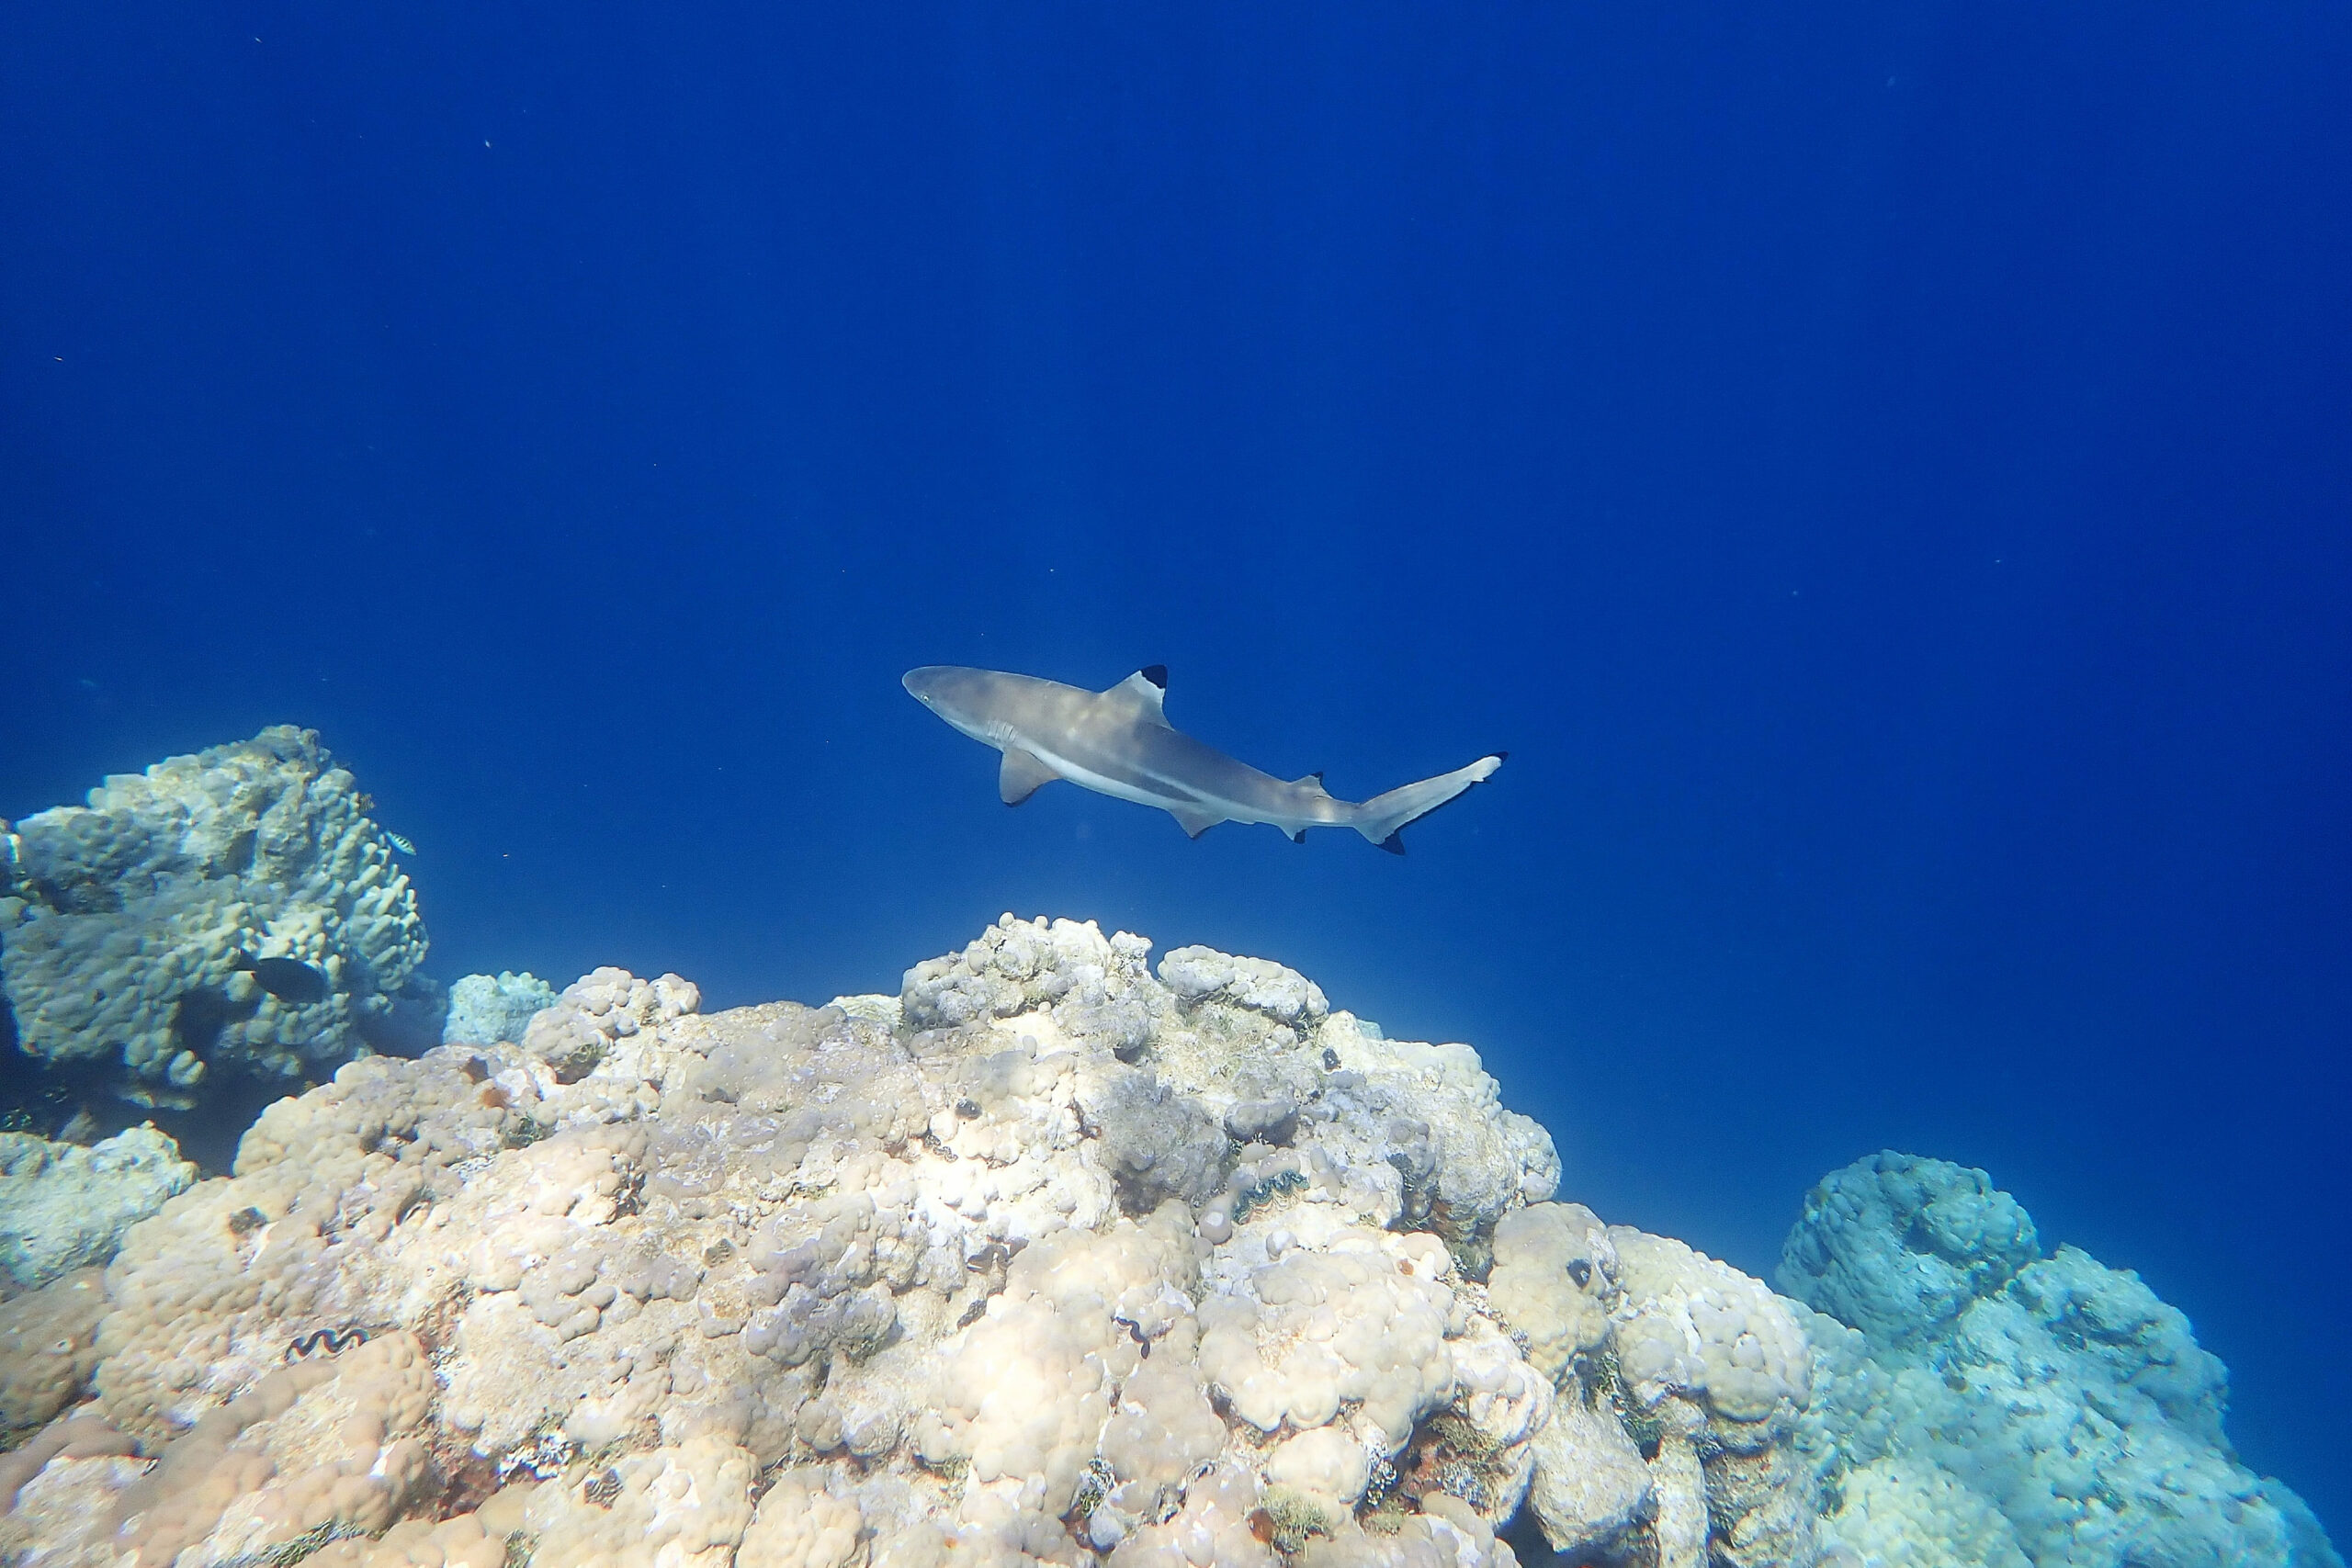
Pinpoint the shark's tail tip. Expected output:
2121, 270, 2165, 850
1356, 750, 1508, 851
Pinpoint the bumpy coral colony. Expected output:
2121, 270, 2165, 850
0, 737, 2336, 1568
0, 728, 433, 1109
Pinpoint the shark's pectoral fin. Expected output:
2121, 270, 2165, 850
1170, 806, 1222, 839
1376, 831, 1406, 855
999, 748, 1061, 805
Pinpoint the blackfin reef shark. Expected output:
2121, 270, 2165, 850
903, 664, 1504, 852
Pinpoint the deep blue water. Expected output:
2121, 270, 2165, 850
5, 2, 2347, 1530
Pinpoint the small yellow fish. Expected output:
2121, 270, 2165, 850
384, 830, 417, 856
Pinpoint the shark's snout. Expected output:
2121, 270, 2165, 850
905, 666, 997, 731
902, 666, 952, 707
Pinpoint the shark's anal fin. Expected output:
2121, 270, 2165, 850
999, 748, 1061, 806
1105, 669, 1172, 728
1170, 807, 1221, 839
1377, 831, 1406, 855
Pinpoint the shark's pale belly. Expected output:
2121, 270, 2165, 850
1019, 738, 1301, 829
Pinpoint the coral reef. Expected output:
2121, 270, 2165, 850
442, 973, 558, 1048
0, 919, 2333, 1568
1784, 1152, 2341, 1568
0, 728, 431, 1108
0, 1125, 196, 1291
0, 918, 1675, 1567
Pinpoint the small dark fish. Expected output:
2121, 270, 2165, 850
234, 953, 331, 1005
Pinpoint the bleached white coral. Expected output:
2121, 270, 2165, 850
1158, 945, 1329, 1025
1609, 1228, 1813, 1435
1485, 1203, 1824, 1565
520, 1435, 757, 1568
903, 913, 1160, 1058
1602, 1229, 1822, 1567
519, 964, 701, 1083
1, 930, 1777, 1568
1143, 945, 1560, 1274
1196, 1222, 1460, 1448
1484, 1201, 1615, 1380
737, 1468, 866, 1568
1099, 1343, 1227, 1522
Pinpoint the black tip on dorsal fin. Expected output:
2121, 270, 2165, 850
1139, 664, 1167, 690
1494, 750, 1510, 763
1377, 831, 1406, 856
1309, 770, 1324, 784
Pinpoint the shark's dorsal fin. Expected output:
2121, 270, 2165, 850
1102, 666, 1171, 728
1292, 771, 1329, 794
1000, 747, 1060, 805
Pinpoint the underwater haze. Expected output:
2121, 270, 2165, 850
5, 0, 2349, 1546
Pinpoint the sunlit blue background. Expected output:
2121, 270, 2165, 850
6, 3, 2347, 1529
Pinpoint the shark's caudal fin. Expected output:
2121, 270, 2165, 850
1352, 753, 1507, 852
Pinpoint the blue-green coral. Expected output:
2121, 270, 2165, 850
0, 727, 427, 1106
1786, 1152, 2342, 1568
